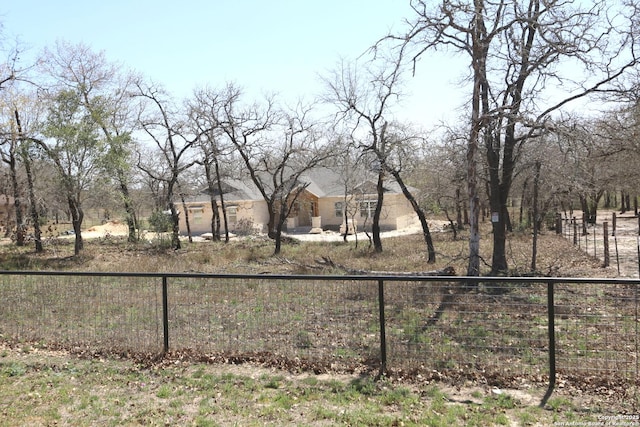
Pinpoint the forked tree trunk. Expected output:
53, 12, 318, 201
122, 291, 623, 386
204, 160, 220, 242
68, 197, 84, 255
180, 193, 192, 243
14, 109, 42, 252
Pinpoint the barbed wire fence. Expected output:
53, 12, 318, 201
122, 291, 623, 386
558, 211, 640, 278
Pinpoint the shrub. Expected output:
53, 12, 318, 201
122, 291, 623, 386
148, 210, 172, 233
234, 218, 257, 236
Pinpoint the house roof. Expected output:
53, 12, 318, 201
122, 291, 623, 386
299, 168, 345, 197
183, 167, 415, 203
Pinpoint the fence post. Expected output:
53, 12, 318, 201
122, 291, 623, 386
162, 276, 169, 354
612, 216, 621, 275
376, 279, 387, 379
540, 280, 556, 407
603, 222, 610, 267
573, 217, 578, 245
594, 221, 598, 258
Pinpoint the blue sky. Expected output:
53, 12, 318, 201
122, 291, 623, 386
1, 1, 467, 127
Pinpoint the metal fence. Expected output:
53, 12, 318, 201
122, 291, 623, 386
0, 271, 637, 409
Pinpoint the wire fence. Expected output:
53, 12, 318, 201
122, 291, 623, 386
0, 271, 637, 409
559, 213, 640, 277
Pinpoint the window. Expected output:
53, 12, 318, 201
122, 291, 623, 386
227, 206, 237, 223
188, 205, 204, 224
334, 202, 343, 218
359, 200, 377, 218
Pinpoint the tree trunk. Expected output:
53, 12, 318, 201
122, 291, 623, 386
372, 168, 384, 253
455, 187, 463, 230
589, 193, 602, 224
14, 107, 41, 252
625, 194, 631, 214
8, 150, 25, 247
213, 157, 229, 242
466, 0, 487, 277
579, 196, 589, 235
267, 201, 277, 240
387, 168, 436, 262
487, 130, 510, 274
180, 193, 193, 243
117, 173, 137, 243
169, 201, 181, 250
519, 177, 529, 226
505, 204, 513, 233
342, 194, 349, 242
209, 197, 219, 241
443, 207, 458, 239
203, 160, 220, 242
274, 217, 284, 255
68, 197, 84, 255
531, 161, 541, 272
23, 150, 42, 253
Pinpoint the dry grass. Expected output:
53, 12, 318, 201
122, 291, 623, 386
0, 221, 618, 278
0, 223, 638, 423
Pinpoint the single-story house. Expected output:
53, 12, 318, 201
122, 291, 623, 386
177, 168, 419, 236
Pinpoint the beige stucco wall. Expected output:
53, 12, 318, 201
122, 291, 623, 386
316, 196, 346, 228
180, 193, 417, 235
316, 194, 418, 231
179, 200, 270, 235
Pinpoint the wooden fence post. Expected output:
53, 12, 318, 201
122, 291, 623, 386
603, 222, 610, 268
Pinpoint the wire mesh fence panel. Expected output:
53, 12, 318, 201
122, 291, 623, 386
383, 280, 549, 381
554, 282, 639, 386
166, 277, 381, 368
0, 272, 639, 408
0, 274, 163, 353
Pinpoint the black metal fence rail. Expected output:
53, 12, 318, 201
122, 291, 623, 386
0, 271, 637, 408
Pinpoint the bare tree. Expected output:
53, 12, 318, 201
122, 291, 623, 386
188, 86, 238, 242
217, 84, 334, 254
134, 81, 199, 250
0, 36, 23, 90
381, 122, 437, 262
391, 0, 639, 275
323, 56, 404, 253
326, 132, 363, 243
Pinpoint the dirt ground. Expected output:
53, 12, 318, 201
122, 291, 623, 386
83, 220, 130, 239
561, 210, 640, 278
48, 219, 447, 243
